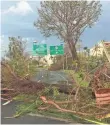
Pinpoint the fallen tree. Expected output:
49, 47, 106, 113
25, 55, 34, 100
1, 61, 76, 101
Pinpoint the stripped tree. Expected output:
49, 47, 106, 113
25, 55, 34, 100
34, 1, 101, 64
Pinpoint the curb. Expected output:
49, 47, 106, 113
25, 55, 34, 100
28, 113, 75, 124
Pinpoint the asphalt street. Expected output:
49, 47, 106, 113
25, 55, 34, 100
32, 70, 73, 84
1, 101, 68, 124
1, 70, 72, 124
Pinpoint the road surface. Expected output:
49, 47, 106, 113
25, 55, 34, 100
32, 70, 73, 84
1, 101, 69, 124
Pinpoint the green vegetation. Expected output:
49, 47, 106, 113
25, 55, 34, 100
15, 103, 37, 117
1, 1, 110, 124
2, 37, 110, 124
64, 70, 89, 87
13, 92, 110, 124
2, 36, 38, 86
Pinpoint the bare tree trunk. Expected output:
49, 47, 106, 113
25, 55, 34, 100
67, 40, 79, 61
66, 36, 80, 69
71, 42, 79, 61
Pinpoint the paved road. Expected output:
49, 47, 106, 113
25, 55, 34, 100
32, 70, 73, 84
1, 70, 73, 124
1, 101, 68, 124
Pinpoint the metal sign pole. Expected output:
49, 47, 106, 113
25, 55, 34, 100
63, 55, 64, 70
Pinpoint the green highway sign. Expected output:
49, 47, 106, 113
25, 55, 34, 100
33, 42, 37, 51
50, 45, 64, 55
33, 43, 47, 56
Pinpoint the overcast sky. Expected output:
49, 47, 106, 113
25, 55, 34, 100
1, 0, 110, 57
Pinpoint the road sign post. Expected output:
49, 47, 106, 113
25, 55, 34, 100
33, 42, 37, 52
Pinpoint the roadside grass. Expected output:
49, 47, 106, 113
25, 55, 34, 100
64, 70, 89, 87
15, 102, 37, 117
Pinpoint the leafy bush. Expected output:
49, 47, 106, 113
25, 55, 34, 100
2, 37, 38, 81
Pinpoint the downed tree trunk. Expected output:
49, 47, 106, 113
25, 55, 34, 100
1, 62, 76, 96
13, 80, 75, 95
39, 96, 93, 116
1, 79, 75, 96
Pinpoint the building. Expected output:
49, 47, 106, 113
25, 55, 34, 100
90, 41, 110, 57
30, 54, 54, 66
41, 54, 54, 66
